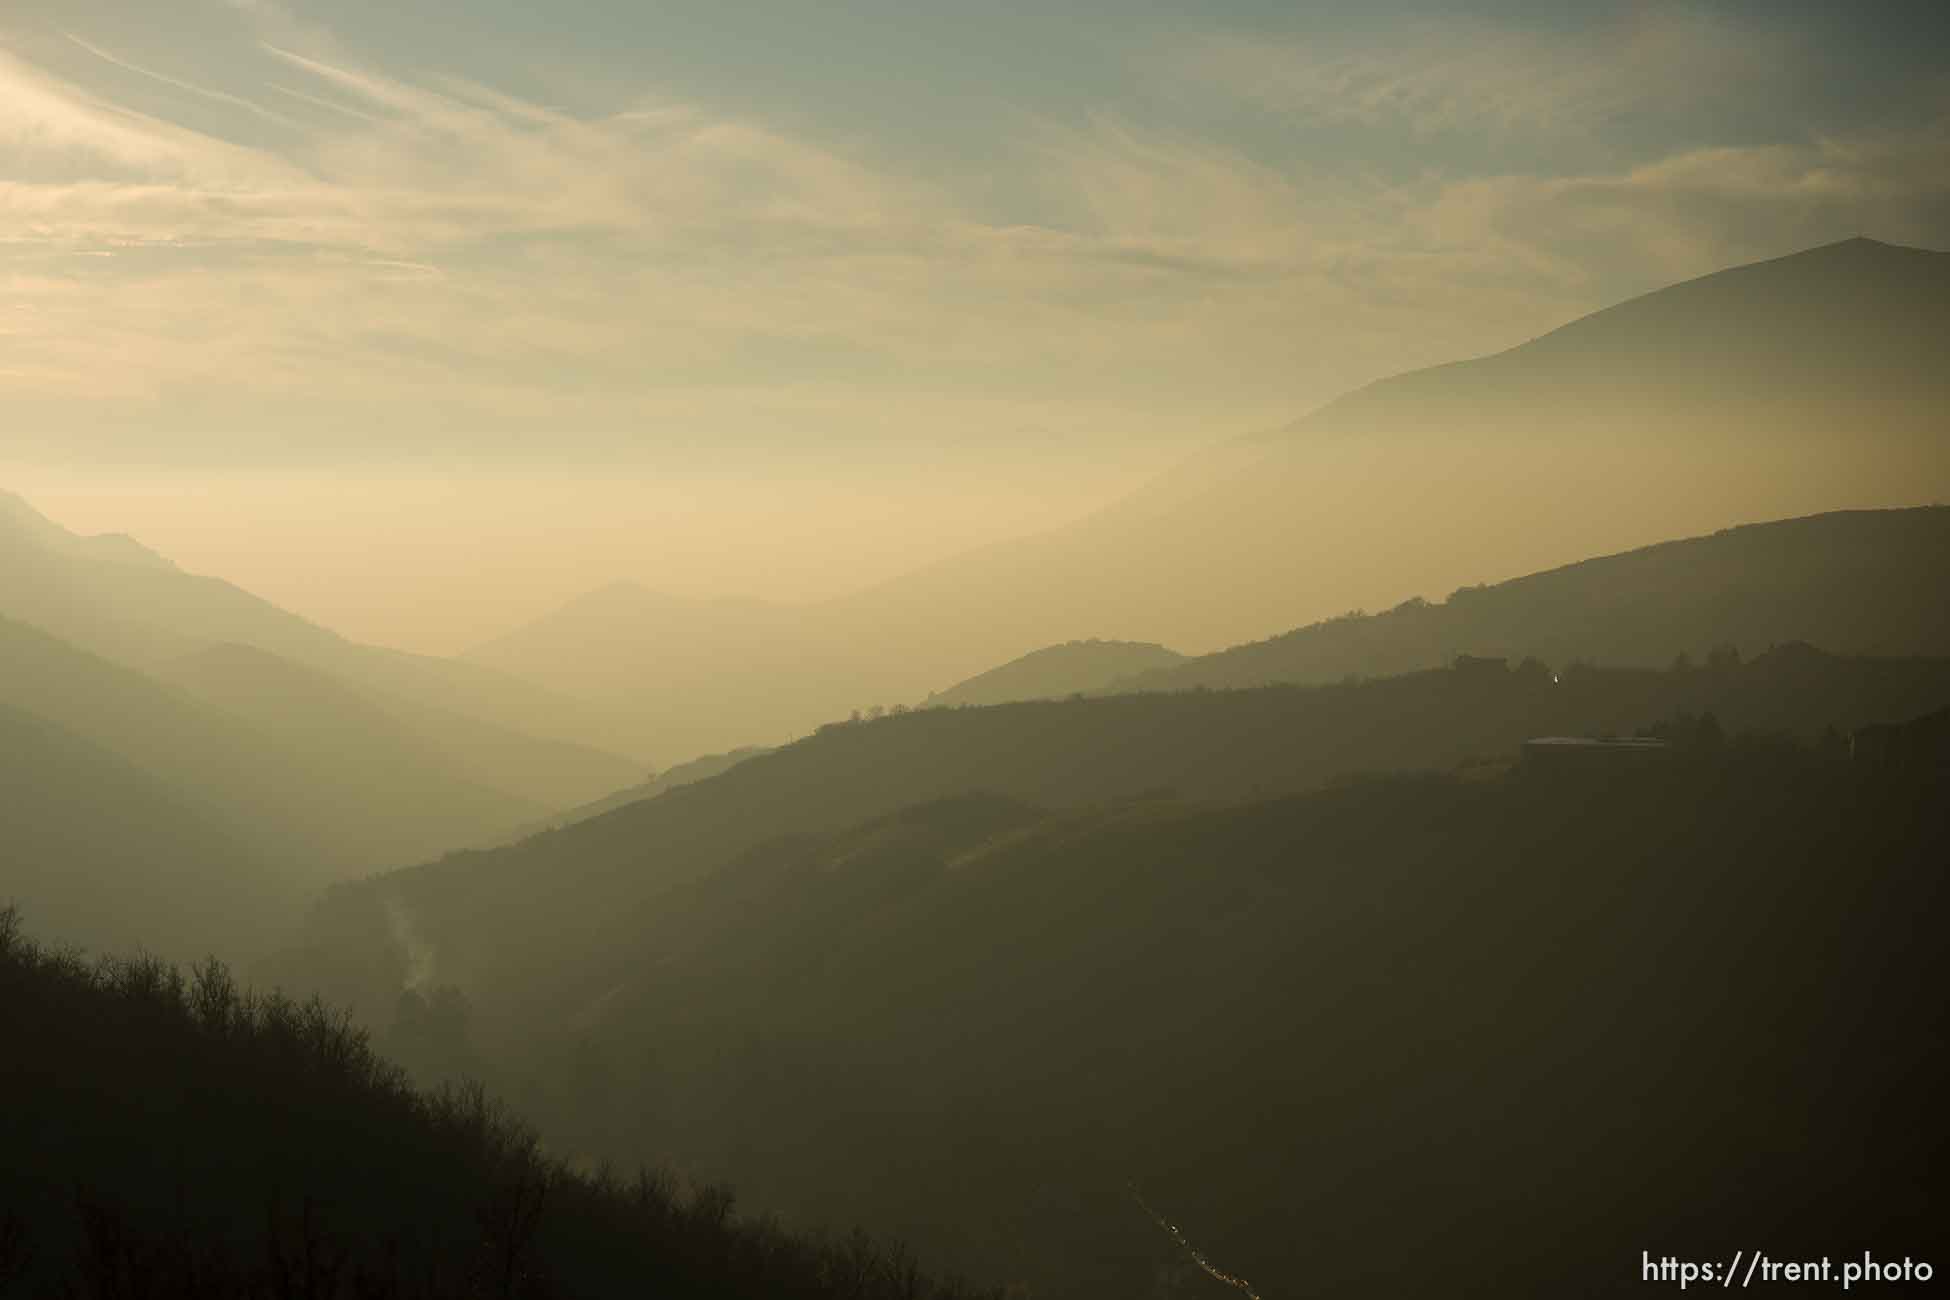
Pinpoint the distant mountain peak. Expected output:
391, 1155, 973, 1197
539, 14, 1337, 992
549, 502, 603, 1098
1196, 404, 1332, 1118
0, 488, 57, 533
0, 489, 176, 571
1252, 236, 1950, 447
1507, 235, 1944, 354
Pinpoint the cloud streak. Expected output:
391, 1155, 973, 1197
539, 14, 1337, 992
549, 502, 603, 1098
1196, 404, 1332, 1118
1158, 9, 1809, 147
63, 30, 303, 129
0, 7, 1945, 462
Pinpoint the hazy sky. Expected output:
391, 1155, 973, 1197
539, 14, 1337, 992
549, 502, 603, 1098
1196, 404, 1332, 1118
4, 1, 1947, 649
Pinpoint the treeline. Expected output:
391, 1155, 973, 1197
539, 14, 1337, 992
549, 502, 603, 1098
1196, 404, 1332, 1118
0, 910, 990, 1300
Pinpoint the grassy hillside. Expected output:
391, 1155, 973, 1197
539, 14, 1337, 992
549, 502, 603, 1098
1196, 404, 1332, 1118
279, 721, 1948, 1297
1118, 507, 1950, 693
0, 910, 990, 1299
923, 639, 1184, 708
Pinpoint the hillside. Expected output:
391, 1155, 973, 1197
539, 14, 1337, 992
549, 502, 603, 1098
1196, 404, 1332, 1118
0, 491, 638, 778
155, 644, 637, 817
1112, 507, 1950, 693
0, 911, 989, 1299
278, 725, 1948, 1296
0, 616, 567, 956
835, 239, 1950, 662
458, 239, 1950, 761
1260, 235, 1949, 444
0, 706, 281, 962
464, 582, 834, 767
923, 640, 1184, 708
272, 644, 1950, 1087
495, 746, 773, 845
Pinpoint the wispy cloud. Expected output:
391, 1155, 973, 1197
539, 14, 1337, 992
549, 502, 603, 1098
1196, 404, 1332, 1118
1157, 8, 1807, 146
63, 30, 301, 129
1415, 117, 1950, 285
0, 7, 1944, 461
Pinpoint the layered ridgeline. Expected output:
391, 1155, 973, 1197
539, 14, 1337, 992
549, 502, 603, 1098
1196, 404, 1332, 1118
0, 911, 990, 1300
0, 615, 572, 962
272, 645, 1950, 1294
848, 237, 1950, 661
923, 640, 1183, 709
0, 490, 641, 781
0, 498, 638, 962
462, 238, 1950, 762
464, 583, 818, 788
495, 746, 775, 846
930, 507, 1947, 702
1121, 506, 1950, 693
483, 743, 1948, 1298
0, 704, 274, 962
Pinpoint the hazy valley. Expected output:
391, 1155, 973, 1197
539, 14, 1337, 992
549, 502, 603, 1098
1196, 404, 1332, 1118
4, 179, 1947, 1297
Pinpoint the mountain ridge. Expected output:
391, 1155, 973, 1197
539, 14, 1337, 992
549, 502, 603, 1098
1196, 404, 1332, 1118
966, 505, 1950, 694
0, 492, 644, 796
462, 238, 1950, 762
925, 639, 1186, 708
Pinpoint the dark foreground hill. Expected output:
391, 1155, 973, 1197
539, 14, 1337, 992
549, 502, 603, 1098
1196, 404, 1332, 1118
277, 642, 1950, 1036
1116, 507, 1950, 694
268, 647, 1950, 1295
291, 722, 1948, 1298
0, 910, 989, 1300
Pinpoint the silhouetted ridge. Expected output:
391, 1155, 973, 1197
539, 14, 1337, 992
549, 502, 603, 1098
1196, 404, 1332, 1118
0, 489, 176, 571
926, 639, 1185, 708
0, 490, 639, 775
1263, 237, 1950, 444
1116, 507, 1950, 694
440, 243, 1950, 752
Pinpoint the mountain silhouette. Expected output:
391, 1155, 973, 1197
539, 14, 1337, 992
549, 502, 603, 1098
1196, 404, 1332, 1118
840, 237, 1949, 657
463, 239, 1950, 763
0, 492, 640, 805
924, 639, 1185, 708
0, 614, 590, 960
463, 582, 819, 765
491, 745, 774, 846
928, 506, 1944, 696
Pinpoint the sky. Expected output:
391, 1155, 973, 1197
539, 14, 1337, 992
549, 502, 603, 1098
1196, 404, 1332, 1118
3, 0, 1947, 650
